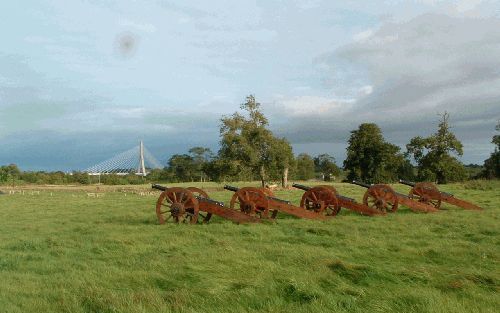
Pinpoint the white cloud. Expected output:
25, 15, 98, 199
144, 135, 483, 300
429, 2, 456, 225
358, 85, 373, 96
269, 95, 353, 117
353, 29, 374, 42
24, 36, 53, 44
455, 0, 483, 13
119, 19, 157, 33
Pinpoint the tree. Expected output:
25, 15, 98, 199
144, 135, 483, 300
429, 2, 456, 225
202, 158, 234, 182
344, 123, 408, 183
295, 153, 316, 180
406, 112, 466, 183
269, 137, 295, 187
167, 154, 196, 182
481, 121, 500, 179
188, 147, 213, 182
0, 164, 21, 184
314, 154, 340, 181
218, 95, 293, 186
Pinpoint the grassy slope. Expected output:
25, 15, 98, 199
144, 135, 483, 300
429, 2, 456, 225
0, 182, 498, 313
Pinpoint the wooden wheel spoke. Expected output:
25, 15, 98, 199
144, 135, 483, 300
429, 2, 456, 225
179, 192, 187, 203
306, 196, 315, 204
178, 212, 188, 223
235, 198, 242, 207
242, 191, 250, 202
311, 192, 318, 202
181, 214, 191, 223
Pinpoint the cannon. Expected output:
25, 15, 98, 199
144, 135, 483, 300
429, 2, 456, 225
350, 181, 438, 213
292, 183, 384, 216
152, 184, 261, 224
224, 185, 327, 220
399, 180, 483, 211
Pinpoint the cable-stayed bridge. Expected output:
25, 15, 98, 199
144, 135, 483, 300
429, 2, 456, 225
84, 141, 162, 176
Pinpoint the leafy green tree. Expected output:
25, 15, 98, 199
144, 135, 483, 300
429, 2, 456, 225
314, 154, 340, 181
70, 172, 90, 184
481, 121, 500, 179
167, 154, 196, 182
148, 168, 175, 182
344, 123, 409, 183
218, 95, 293, 186
406, 112, 466, 183
202, 158, 231, 182
269, 137, 295, 187
188, 147, 213, 182
295, 153, 316, 180
0, 164, 21, 184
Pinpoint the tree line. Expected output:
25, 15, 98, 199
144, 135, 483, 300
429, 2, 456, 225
1, 96, 498, 185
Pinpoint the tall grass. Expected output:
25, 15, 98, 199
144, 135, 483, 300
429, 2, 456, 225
0, 181, 498, 312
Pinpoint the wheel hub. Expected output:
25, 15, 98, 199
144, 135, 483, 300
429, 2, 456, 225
375, 199, 386, 208
241, 202, 253, 214
170, 203, 185, 217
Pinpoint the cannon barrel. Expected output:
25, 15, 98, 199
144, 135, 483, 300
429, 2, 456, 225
224, 184, 290, 204
399, 179, 415, 187
152, 184, 168, 191
292, 183, 311, 191
337, 194, 356, 203
224, 185, 239, 192
294, 183, 356, 202
269, 196, 291, 204
152, 184, 224, 206
350, 180, 372, 189
198, 197, 224, 206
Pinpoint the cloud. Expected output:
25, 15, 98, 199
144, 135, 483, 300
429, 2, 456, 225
119, 19, 157, 33
2, 2, 500, 170
266, 14, 500, 163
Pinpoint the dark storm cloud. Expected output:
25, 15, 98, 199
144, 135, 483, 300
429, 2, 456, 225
267, 14, 500, 163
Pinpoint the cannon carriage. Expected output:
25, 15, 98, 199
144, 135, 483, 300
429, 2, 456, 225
350, 181, 438, 213
399, 180, 483, 211
224, 185, 328, 220
292, 183, 385, 216
152, 184, 261, 224
150, 179, 481, 225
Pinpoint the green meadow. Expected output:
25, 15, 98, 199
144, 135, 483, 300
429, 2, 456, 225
0, 181, 499, 313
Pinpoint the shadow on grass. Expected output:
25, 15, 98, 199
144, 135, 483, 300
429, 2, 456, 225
279, 281, 319, 304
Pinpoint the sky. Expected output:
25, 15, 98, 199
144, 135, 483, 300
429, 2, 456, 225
0, 0, 499, 171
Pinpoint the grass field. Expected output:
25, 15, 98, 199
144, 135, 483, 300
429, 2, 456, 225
0, 181, 499, 313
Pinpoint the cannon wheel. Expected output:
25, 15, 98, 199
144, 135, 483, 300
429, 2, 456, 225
363, 184, 399, 213
187, 187, 213, 223
409, 182, 442, 210
300, 185, 341, 216
156, 187, 199, 224
229, 187, 271, 219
